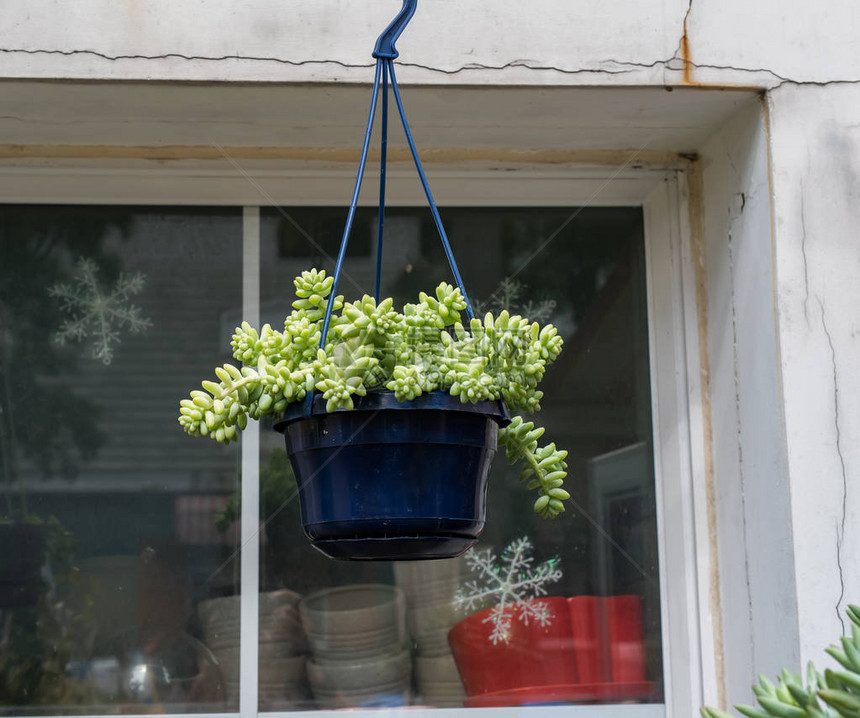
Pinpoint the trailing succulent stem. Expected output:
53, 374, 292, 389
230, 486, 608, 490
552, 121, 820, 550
497, 416, 569, 518
702, 605, 860, 718
179, 268, 567, 517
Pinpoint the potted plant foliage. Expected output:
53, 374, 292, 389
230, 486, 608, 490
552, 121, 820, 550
702, 604, 860, 718
178, 269, 570, 560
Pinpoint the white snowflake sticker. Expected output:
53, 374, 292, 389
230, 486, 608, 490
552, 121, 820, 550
454, 536, 563, 644
50, 257, 152, 365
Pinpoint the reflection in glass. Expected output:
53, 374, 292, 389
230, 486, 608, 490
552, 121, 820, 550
0, 206, 242, 714
251, 206, 662, 710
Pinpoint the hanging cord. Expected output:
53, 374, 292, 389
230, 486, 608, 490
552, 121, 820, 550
374, 65, 388, 302
317, 57, 384, 348
385, 58, 474, 320
307, 0, 476, 414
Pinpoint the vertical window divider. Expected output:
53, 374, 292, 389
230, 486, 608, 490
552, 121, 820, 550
240, 206, 261, 718
644, 177, 708, 716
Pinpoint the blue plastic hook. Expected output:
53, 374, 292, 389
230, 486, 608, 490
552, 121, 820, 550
372, 0, 418, 59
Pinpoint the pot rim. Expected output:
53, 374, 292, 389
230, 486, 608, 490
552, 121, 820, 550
274, 389, 509, 432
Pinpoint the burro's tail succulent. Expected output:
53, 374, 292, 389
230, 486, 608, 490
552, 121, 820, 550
178, 268, 568, 517
702, 604, 860, 718
498, 416, 569, 518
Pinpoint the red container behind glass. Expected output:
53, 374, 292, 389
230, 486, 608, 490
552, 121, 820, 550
447, 597, 577, 696
567, 595, 610, 684
606, 594, 647, 683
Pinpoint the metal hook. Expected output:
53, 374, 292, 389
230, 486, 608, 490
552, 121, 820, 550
372, 0, 418, 59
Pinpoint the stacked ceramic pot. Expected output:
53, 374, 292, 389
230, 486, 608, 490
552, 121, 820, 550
198, 589, 310, 708
299, 584, 411, 709
414, 654, 468, 708
394, 559, 467, 708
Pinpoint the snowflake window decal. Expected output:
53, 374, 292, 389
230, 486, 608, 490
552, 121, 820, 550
49, 257, 153, 365
454, 536, 563, 644
474, 278, 557, 325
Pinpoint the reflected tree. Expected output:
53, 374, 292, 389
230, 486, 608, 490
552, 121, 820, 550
0, 208, 132, 496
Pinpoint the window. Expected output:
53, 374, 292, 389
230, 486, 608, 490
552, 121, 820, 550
0, 166, 704, 718
254, 205, 662, 710
0, 206, 243, 713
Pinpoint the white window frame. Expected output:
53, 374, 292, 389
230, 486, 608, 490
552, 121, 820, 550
0, 160, 712, 718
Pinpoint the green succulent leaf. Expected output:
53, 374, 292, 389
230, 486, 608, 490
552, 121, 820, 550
498, 415, 568, 518
819, 689, 860, 714
736, 706, 773, 718
706, 709, 744, 718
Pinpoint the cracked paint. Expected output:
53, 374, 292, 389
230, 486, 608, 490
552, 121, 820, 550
0, 47, 641, 77
799, 183, 810, 324
818, 298, 848, 633
726, 219, 757, 670
1, 45, 859, 89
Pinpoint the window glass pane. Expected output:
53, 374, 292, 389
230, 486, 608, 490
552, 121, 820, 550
0, 206, 242, 714
255, 205, 662, 711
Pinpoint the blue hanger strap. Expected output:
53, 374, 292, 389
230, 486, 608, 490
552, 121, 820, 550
386, 59, 476, 320
318, 57, 384, 349
374, 63, 389, 302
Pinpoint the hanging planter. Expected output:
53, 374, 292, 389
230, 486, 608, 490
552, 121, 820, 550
275, 391, 506, 559
178, 0, 571, 560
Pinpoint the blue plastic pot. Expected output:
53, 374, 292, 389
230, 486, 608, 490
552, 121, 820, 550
274, 391, 509, 561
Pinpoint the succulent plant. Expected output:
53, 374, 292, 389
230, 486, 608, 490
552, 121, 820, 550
179, 268, 568, 517
702, 605, 860, 718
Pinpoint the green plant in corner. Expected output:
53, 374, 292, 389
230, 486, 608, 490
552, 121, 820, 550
702, 604, 860, 718
179, 268, 570, 518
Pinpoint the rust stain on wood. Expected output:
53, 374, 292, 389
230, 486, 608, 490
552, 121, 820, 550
688, 159, 726, 709
0, 144, 692, 168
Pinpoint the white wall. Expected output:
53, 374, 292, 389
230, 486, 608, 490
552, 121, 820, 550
768, 84, 860, 669
1, 0, 858, 86
694, 83, 860, 704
